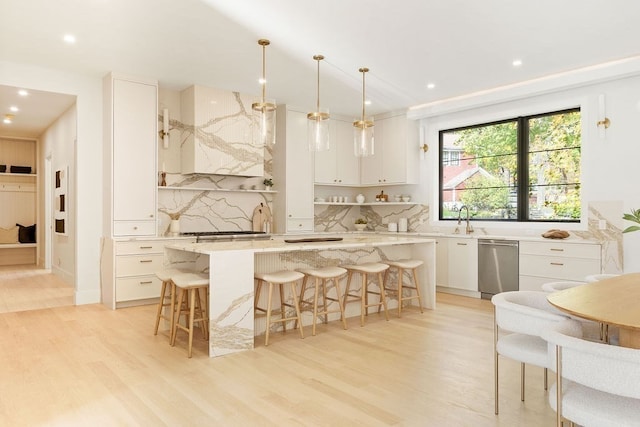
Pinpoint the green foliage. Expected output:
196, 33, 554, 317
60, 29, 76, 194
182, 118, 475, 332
448, 110, 580, 221
355, 217, 368, 224
623, 209, 640, 233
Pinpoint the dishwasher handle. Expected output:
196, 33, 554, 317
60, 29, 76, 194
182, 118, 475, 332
478, 240, 518, 247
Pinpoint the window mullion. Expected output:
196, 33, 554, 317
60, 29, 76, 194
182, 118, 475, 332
517, 117, 529, 221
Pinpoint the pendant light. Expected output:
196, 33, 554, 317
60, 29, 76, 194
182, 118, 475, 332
307, 54, 330, 151
353, 67, 374, 157
252, 39, 276, 147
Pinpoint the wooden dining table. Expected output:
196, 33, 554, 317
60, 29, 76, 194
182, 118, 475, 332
547, 273, 640, 349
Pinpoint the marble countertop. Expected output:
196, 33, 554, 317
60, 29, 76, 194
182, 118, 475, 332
166, 233, 435, 255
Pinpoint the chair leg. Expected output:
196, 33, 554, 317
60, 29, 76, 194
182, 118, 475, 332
520, 362, 525, 402
494, 312, 499, 415
360, 273, 366, 327
397, 268, 404, 317
171, 288, 187, 347
377, 272, 389, 321
279, 283, 287, 333
312, 277, 321, 336
265, 282, 274, 346
544, 367, 548, 391
187, 288, 196, 358
333, 277, 348, 330
290, 281, 304, 340
412, 267, 424, 313
154, 280, 169, 335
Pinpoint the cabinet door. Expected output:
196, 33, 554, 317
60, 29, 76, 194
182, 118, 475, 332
359, 119, 384, 185
314, 122, 338, 184
435, 237, 449, 287
335, 119, 360, 185
286, 110, 314, 220
112, 79, 157, 225
447, 238, 478, 291
381, 116, 408, 184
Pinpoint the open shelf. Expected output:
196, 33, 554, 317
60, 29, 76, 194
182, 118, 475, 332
314, 202, 419, 206
158, 186, 276, 194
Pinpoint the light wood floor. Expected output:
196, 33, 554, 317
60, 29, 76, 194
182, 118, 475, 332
0, 265, 74, 313
0, 271, 556, 426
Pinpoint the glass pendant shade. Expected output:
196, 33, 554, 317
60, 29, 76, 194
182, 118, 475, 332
308, 55, 330, 151
252, 39, 276, 147
353, 118, 374, 157
307, 110, 330, 151
353, 67, 374, 157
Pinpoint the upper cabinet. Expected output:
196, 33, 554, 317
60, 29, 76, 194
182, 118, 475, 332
104, 73, 158, 237
360, 113, 419, 186
273, 105, 315, 234
314, 118, 360, 186
180, 85, 263, 177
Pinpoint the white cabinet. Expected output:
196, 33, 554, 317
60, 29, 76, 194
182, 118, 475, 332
447, 238, 478, 291
434, 236, 478, 292
435, 237, 449, 287
519, 241, 601, 291
180, 85, 263, 176
104, 73, 157, 237
314, 118, 360, 185
101, 238, 195, 309
273, 105, 315, 233
360, 113, 419, 185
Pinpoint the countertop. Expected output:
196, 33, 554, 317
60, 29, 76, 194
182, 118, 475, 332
165, 234, 436, 255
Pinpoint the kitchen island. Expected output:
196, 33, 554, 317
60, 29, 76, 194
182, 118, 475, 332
165, 234, 436, 357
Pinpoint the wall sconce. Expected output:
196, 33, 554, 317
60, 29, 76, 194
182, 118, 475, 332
419, 126, 428, 160
597, 94, 611, 139
159, 108, 170, 149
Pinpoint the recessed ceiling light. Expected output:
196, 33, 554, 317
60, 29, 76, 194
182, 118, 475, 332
18, 89, 28, 96
427, 83, 435, 90
364, 100, 372, 106
512, 59, 523, 67
63, 34, 76, 44
10, 106, 19, 112
3, 114, 14, 124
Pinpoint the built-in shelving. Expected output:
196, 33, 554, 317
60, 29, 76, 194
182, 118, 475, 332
0, 173, 37, 177
314, 202, 419, 206
158, 186, 277, 194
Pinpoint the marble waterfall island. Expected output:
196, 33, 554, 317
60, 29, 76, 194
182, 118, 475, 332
165, 234, 436, 358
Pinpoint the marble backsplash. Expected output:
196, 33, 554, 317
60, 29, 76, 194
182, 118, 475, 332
314, 201, 623, 273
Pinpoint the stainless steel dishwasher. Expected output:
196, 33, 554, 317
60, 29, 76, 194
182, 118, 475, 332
478, 239, 519, 299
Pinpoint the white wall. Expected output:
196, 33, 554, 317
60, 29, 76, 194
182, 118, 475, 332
0, 60, 103, 304
39, 104, 77, 284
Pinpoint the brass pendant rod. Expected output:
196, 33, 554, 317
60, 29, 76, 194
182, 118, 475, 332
258, 39, 270, 104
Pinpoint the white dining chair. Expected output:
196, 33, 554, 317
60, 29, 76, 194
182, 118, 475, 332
491, 291, 569, 415
543, 318, 640, 427
584, 273, 619, 283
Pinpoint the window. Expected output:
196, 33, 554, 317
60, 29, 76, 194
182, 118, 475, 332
439, 108, 581, 222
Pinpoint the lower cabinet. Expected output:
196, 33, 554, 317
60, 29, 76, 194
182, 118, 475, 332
518, 241, 601, 291
435, 236, 478, 293
101, 238, 194, 309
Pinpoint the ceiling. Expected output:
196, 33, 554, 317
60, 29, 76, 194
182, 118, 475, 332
2, 0, 640, 138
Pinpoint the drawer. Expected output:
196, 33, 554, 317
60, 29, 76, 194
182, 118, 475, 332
287, 218, 314, 232
519, 241, 600, 259
519, 254, 600, 281
113, 220, 156, 237
116, 276, 161, 302
116, 240, 165, 255
116, 254, 165, 277
518, 275, 551, 292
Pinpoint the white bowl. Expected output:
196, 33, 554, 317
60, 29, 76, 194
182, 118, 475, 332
401, 196, 411, 202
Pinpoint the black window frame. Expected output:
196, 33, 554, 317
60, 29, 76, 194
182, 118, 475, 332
438, 107, 581, 223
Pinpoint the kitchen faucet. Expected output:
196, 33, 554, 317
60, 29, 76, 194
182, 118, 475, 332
457, 205, 474, 234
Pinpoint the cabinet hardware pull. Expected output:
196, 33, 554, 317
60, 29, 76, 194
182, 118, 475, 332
550, 248, 564, 252
457, 243, 467, 246
139, 259, 153, 263
550, 262, 564, 266
139, 246, 153, 249
139, 281, 153, 285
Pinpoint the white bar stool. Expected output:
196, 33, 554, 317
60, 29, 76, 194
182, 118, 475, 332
153, 268, 186, 337
382, 259, 425, 317
297, 266, 348, 336
171, 272, 210, 358
254, 270, 305, 346
342, 262, 390, 326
